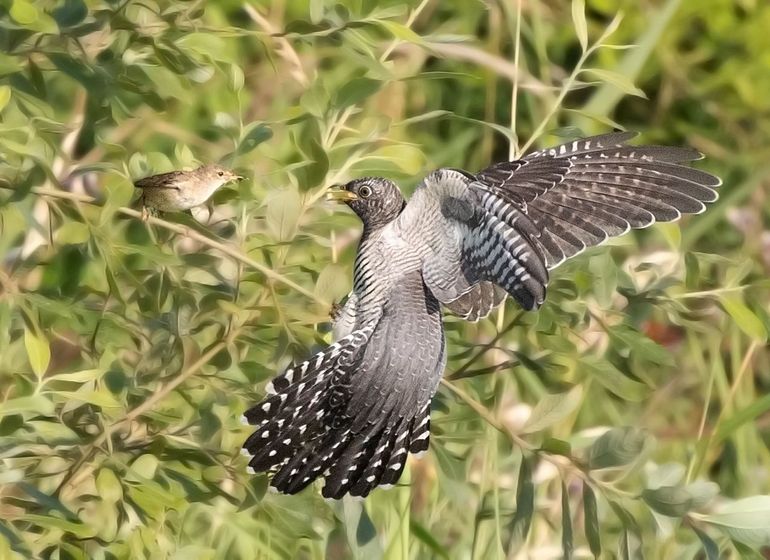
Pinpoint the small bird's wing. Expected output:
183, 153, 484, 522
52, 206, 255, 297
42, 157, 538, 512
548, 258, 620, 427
134, 171, 182, 190
394, 132, 721, 313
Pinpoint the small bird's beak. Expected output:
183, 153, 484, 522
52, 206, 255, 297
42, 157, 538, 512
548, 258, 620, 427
233, 175, 245, 182
325, 186, 358, 203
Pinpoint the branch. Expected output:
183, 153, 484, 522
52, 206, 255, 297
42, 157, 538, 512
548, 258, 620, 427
3, 184, 325, 305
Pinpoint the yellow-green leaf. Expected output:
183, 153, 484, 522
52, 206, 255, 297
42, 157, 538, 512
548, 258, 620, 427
24, 328, 50, 378
718, 295, 767, 341
582, 68, 647, 99
0, 85, 11, 112
96, 469, 123, 504
10, 0, 39, 25
571, 0, 588, 52
56, 222, 90, 245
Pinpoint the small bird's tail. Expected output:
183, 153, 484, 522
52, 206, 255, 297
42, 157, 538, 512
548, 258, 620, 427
241, 323, 433, 498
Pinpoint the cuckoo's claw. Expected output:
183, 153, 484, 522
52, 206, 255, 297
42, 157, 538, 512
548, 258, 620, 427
329, 301, 342, 321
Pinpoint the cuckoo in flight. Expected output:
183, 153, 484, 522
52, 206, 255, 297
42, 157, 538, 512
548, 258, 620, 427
242, 132, 721, 499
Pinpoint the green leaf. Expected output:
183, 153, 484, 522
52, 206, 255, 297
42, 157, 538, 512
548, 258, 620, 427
692, 526, 720, 560
571, 0, 588, 51
686, 481, 720, 509
410, 520, 450, 559
0, 395, 54, 417
368, 144, 425, 175
127, 454, 159, 480
699, 496, 770, 547
229, 64, 245, 91
581, 69, 647, 98
561, 480, 574, 560
56, 222, 90, 245
540, 437, 572, 457
334, 77, 382, 109
376, 20, 424, 44
235, 123, 272, 156
641, 486, 693, 517
10, 0, 39, 25
314, 264, 350, 305
587, 427, 646, 470
583, 483, 601, 557
24, 328, 50, 378
581, 356, 649, 402
96, 469, 123, 504
717, 295, 767, 341
265, 188, 302, 242
21, 515, 95, 539
521, 385, 582, 434
715, 393, 770, 443
53, 0, 88, 27
508, 456, 534, 547
588, 252, 617, 307
0, 86, 11, 112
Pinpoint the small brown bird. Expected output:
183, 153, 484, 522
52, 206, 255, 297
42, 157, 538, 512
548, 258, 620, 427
135, 164, 242, 219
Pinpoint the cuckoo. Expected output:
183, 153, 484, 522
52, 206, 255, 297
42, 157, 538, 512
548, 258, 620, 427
242, 132, 721, 499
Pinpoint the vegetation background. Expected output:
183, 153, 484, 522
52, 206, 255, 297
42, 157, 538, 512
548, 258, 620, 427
1, 0, 769, 558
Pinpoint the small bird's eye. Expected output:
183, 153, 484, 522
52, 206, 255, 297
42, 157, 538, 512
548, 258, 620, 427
358, 185, 372, 199
218, 171, 224, 177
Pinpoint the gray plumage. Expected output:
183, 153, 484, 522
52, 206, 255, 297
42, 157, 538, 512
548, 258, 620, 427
242, 132, 721, 498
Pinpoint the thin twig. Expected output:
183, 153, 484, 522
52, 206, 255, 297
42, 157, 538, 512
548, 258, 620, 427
59, 332, 238, 497
448, 312, 523, 380
243, 4, 309, 87
3, 184, 324, 305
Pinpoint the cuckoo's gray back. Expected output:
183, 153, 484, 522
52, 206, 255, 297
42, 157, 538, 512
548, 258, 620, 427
242, 132, 721, 499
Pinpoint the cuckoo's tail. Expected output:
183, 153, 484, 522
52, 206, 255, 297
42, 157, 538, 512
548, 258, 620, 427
241, 321, 433, 499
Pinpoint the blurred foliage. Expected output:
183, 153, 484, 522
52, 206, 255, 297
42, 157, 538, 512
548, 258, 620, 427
1, 0, 770, 558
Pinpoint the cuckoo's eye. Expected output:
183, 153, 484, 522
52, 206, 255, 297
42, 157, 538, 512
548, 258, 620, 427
358, 185, 372, 199
218, 171, 225, 177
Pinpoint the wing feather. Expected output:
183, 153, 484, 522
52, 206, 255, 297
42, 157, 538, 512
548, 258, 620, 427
395, 132, 720, 313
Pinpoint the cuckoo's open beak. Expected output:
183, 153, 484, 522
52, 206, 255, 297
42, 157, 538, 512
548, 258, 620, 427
326, 187, 358, 202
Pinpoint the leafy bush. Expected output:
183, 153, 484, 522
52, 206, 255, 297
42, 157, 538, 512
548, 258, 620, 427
1, 0, 769, 558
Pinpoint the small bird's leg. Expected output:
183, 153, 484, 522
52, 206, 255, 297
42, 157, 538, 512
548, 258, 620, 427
141, 194, 150, 222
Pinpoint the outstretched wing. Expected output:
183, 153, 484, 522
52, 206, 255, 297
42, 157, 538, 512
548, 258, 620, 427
394, 132, 721, 314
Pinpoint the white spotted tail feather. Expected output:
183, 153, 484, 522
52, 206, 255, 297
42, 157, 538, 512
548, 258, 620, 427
241, 325, 373, 478
241, 317, 435, 499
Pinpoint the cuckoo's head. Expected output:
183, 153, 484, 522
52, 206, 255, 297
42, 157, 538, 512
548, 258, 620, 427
327, 177, 406, 229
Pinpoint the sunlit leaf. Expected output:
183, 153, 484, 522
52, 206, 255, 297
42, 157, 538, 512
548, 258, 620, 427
24, 328, 50, 378
699, 496, 770, 547
581, 68, 647, 98
0, 86, 11, 112
521, 385, 582, 434
717, 295, 767, 341
571, 0, 588, 51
